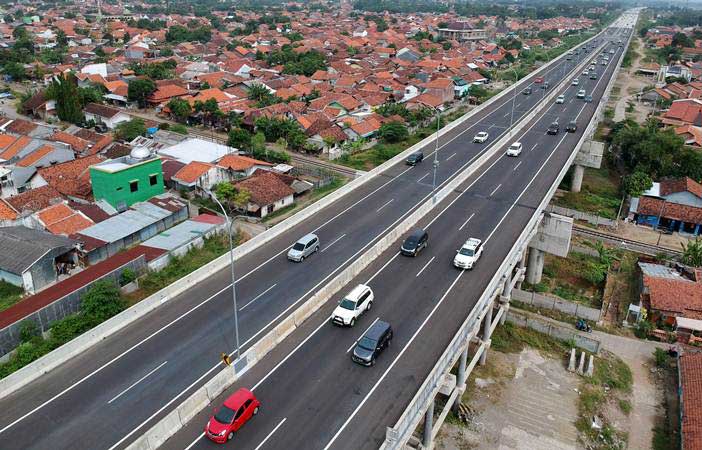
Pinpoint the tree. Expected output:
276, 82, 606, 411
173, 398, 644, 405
228, 127, 252, 150
378, 121, 409, 143
3, 61, 26, 81
214, 182, 251, 210
167, 98, 192, 123
622, 171, 653, 197
247, 83, 277, 106
672, 32, 694, 49
78, 85, 104, 107
80, 280, 126, 324
128, 78, 156, 108
46, 73, 83, 124
682, 238, 702, 267
114, 118, 147, 142
170, 124, 188, 135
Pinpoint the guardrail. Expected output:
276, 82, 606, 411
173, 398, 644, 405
0, 26, 597, 402
381, 21, 633, 449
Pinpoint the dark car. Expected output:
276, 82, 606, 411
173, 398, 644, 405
406, 151, 424, 166
352, 320, 393, 366
522, 86, 532, 95
566, 120, 577, 132
400, 228, 428, 256
541, 81, 550, 89
547, 121, 559, 135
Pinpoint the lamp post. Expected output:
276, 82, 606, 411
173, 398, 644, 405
508, 66, 519, 138
431, 107, 440, 203
207, 190, 241, 362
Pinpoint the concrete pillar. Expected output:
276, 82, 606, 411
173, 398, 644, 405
586, 355, 595, 377
516, 249, 527, 290
423, 399, 434, 448
577, 351, 586, 375
457, 346, 469, 387
571, 164, 585, 193
479, 303, 493, 366
568, 348, 576, 372
525, 247, 544, 285
499, 276, 511, 325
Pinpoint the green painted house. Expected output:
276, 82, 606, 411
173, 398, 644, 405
90, 147, 164, 210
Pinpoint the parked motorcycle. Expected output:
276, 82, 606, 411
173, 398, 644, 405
576, 318, 592, 333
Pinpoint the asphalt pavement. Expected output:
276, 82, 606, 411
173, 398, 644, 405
0, 21, 631, 450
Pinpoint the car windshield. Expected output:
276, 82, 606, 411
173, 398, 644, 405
405, 237, 418, 246
459, 247, 475, 257
358, 336, 377, 351
292, 242, 305, 251
339, 298, 357, 310
214, 405, 236, 424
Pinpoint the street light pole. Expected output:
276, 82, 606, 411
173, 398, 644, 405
508, 66, 519, 138
208, 190, 241, 361
432, 108, 440, 203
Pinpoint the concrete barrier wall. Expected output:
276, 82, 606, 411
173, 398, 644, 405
0, 256, 146, 359
512, 289, 601, 321
505, 309, 601, 353
546, 204, 617, 227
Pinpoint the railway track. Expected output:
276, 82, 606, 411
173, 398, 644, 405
573, 225, 682, 257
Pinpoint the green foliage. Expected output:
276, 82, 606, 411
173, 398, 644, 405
264, 48, 327, 76
634, 319, 653, 339
490, 322, 570, 356
214, 182, 251, 210
46, 73, 83, 124
228, 127, 252, 150
254, 116, 307, 150
376, 103, 433, 126
0, 280, 23, 313
378, 121, 409, 143
128, 78, 156, 108
18, 320, 39, 344
170, 124, 188, 135
114, 118, 147, 142
2, 61, 26, 81
247, 83, 279, 107
166, 24, 212, 43
622, 171, 652, 197
654, 347, 670, 368
80, 280, 125, 323
167, 98, 192, 122
78, 85, 105, 107
672, 32, 694, 49
681, 237, 702, 268
128, 60, 177, 80
119, 268, 137, 287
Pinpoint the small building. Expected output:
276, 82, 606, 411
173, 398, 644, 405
678, 352, 702, 450
0, 226, 78, 293
631, 178, 702, 235
90, 147, 165, 210
83, 103, 131, 129
437, 22, 488, 42
638, 262, 702, 324
234, 170, 295, 218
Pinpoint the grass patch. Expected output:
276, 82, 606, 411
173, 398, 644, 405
554, 162, 622, 219
0, 280, 24, 313
261, 203, 297, 223
491, 322, 570, 357
528, 251, 606, 308
618, 399, 632, 415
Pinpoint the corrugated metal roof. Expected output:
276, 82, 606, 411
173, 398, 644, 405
79, 203, 170, 243
141, 220, 217, 251
0, 226, 76, 274
639, 262, 686, 280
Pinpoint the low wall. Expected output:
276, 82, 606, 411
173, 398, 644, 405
0, 256, 146, 358
506, 309, 601, 353
546, 204, 618, 227
512, 288, 601, 321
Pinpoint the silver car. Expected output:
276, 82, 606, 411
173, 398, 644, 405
287, 233, 320, 262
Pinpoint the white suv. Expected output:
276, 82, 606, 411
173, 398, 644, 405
473, 131, 489, 143
330, 284, 374, 327
453, 238, 484, 270
506, 142, 523, 156
556, 94, 565, 104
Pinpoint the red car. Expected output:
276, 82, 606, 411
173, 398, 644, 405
205, 388, 260, 443
534, 76, 544, 84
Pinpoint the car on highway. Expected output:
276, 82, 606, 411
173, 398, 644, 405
541, 81, 550, 89
566, 120, 578, 132
534, 76, 544, 84
577, 89, 586, 99
582, 69, 589, 75
287, 233, 320, 262
401, 228, 429, 257
453, 237, 484, 270
522, 86, 532, 95
473, 131, 489, 143
351, 319, 393, 366
601, 60, 607, 66
556, 94, 565, 104
205, 388, 260, 443
610, 49, 616, 54
572, 78, 579, 86
406, 151, 424, 166
506, 142, 523, 157
584, 95, 593, 103
547, 121, 560, 135
331, 284, 374, 327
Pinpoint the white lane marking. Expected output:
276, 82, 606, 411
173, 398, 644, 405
446, 153, 456, 161
183, 433, 204, 450
503, 112, 510, 118
530, 143, 538, 152
458, 213, 475, 231
417, 172, 430, 182
346, 317, 380, 353
513, 161, 523, 172
415, 256, 436, 278
321, 234, 346, 253
253, 417, 287, 450
252, 320, 328, 392
240, 284, 278, 311
376, 199, 394, 212
107, 361, 168, 405
490, 184, 502, 197
322, 271, 466, 450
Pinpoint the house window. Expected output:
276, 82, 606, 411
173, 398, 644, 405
130, 181, 138, 192
149, 174, 158, 186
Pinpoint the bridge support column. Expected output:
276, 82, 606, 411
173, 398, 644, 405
479, 302, 493, 366
525, 247, 544, 285
516, 249, 527, 290
499, 277, 512, 325
571, 164, 585, 193
423, 399, 435, 448
457, 346, 469, 387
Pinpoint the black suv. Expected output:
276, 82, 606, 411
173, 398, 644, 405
405, 151, 424, 166
352, 320, 393, 366
566, 120, 577, 133
400, 228, 428, 256
547, 121, 559, 135
522, 86, 532, 95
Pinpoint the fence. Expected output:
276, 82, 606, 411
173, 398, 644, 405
546, 204, 618, 227
290, 165, 336, 188
512, 288, 601, 321
506, 309, 601, 353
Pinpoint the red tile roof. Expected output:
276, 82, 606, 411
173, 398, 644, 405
680, 352, 702, 450
0, 135, 31, 161
638, 196, 702, 227
16, 145, 55, 168
234, 170, 295, 207
50, 131, 90, 152
149, 84, 189, 102
217, 154, 272, 171
0, 199, 18, 220
172, 161, 213, 184
38, 154, 103, 198
660, 177, 702, 199
5, 185, 63, 213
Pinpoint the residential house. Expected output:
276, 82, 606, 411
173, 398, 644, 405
233, 170, 295, 218
83, 103, 131, 129
437, 22, 488, 42
171, 161, 222, 192
678, 352, 702, 450
630, 178, 702, 235
638, 261, 702, 324
423, 78, 455, 104
217, 154, 273, 180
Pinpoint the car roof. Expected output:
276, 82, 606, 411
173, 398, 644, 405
296, 233, 318, 244
462, 237, 482, 249
477, 131, 488, 135
223, 388, 254, 409
408, 228, 426, 239
410, 151, 423, 157
346, 283, 370, 300
364, 320, 391, 340
511, 141, 522, 146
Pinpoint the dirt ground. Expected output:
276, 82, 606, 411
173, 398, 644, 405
609, 37, 657, 123
609, 220, 691, 252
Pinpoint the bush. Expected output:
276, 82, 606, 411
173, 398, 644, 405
18, 320, 39, 343
654, 347, 669, 367
49, 314, 92, 344
170, 123, 188, 135
634, 320, 653, 339
119, 268, 137, 287
80, 281, 125, 323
